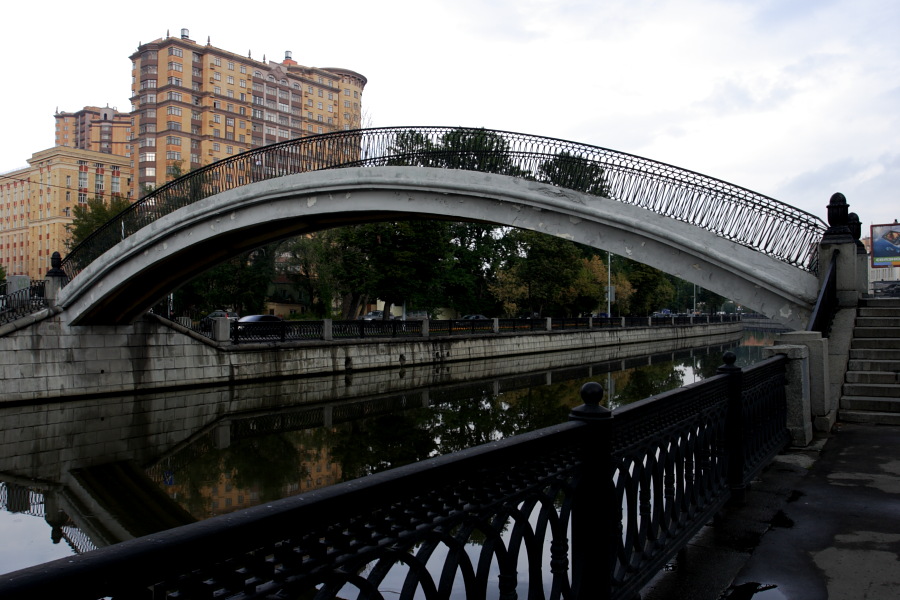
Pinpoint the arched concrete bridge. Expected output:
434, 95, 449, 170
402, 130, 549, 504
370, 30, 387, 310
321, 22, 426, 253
58, 127, 827, 329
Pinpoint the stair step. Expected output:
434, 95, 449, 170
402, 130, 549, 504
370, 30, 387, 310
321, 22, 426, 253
855, 317, 900, 327
841, 395, 900, 412
854, 327, 900, 338
839, 410, 900, 425
846, 370, 900, 384
858, 308, 900, 318
850, 338, 900, 351
847, 359, 900, 372
861, 297, 900, 308
842, 383, 900, 398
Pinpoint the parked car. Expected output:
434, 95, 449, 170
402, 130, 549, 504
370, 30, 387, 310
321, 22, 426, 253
235, 314, 284, 337
461, 314, 490, 320
359, 310, 394, 320
199, 309, 240, 331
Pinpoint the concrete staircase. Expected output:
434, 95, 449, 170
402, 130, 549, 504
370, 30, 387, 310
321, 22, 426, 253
840, 297, 900, 424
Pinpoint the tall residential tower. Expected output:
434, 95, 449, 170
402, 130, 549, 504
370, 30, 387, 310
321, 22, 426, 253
129, 29, 367, 194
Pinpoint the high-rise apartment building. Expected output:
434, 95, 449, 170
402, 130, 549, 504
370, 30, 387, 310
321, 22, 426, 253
54, 106, 132, 156
130, 29, 367, 194
0, 147, 133, 279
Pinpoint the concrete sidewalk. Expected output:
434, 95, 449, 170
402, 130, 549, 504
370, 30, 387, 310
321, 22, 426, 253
642, 422, 900, 600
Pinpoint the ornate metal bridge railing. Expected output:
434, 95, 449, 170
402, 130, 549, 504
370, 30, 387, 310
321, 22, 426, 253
60, 127, 827, 282
0, 352, 789, 600
0, 280, 47, 327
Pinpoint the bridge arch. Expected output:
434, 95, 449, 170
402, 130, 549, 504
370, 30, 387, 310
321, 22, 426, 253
58, 166, 821, 329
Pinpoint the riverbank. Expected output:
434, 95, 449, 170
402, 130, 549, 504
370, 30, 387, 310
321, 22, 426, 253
0, 312, 742, 404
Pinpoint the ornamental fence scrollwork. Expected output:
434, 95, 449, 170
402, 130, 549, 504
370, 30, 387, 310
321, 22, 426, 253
60, 127, 827, 282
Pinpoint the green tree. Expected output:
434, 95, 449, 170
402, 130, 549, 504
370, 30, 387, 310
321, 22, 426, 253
493, 229, 584, 316
539, 151, 610, 196
66, 195, 133, 249
438, 128, 525, 176
175, 243, 279, 316
618, 260, 676, 316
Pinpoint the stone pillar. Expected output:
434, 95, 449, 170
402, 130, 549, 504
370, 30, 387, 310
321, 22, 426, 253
421, 319, 430, 337
322, 319, 333, 341
775, 331, 832, 431
819, 193, 859, 307
544, 317, 552, 332
848, 212, 869, 296
212, 317, 231, 342
43, 251, 68, 307
763, 344, 813, 446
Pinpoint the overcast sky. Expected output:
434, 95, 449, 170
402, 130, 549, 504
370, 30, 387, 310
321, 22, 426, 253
1, 0, 897, 228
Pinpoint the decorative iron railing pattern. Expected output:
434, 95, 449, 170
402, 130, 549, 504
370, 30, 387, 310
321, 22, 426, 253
60, 127, 827, 282
0, 352, 789, 600
0, 280, 47, 326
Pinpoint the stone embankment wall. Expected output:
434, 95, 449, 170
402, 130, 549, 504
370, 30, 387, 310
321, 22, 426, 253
0, 311, 743, 404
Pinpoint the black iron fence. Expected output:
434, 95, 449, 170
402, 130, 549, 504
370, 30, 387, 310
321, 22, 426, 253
60, 127, 827, 283
173, 314, 743, 344
0, 280, 47, 326
0, 351, 788, 600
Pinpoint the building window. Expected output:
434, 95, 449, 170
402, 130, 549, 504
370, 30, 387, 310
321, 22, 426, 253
167, 106, 182, 115
140, 80, 157, 90
166, 136, 182, 145
168, 77, 183, 87
240, 65, 247, 74
94, 175, 105, 193
168, 47, 183, 57
168, 61, 183, 72
213, 57, 222, 67
167, 121, 182, 131
143, 167, 156, 177
111, 176, 121, 193
213, 143, 220, 151
193, 52, 202, 63
166, 151, 181, 160
78, 192, 88, 203
139, 152, 156, 162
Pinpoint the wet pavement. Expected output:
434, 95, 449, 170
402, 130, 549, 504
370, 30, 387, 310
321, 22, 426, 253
642, 422, 900, 600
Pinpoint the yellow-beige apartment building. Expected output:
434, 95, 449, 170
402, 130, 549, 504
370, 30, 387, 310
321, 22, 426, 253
130, 29, 367, 194
54, 106, 132, 157
0, 147, 133, 279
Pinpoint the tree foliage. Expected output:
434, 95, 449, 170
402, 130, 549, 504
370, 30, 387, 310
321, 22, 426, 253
67, 195, 133, 249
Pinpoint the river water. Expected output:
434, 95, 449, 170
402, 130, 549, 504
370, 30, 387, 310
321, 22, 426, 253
0, 328, 778, 575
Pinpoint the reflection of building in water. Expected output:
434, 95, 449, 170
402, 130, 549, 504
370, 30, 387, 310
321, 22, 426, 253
159, 430, 343, 519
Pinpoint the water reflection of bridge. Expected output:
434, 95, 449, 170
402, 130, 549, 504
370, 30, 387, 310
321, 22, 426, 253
0, 332, 741, 561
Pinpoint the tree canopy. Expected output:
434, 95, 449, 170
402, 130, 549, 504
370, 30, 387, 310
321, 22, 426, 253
67, 195, 133, 249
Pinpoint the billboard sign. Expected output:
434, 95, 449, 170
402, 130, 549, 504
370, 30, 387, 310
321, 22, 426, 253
871, 223, 900, 268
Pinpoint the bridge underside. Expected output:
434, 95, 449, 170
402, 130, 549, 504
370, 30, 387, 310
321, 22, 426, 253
58, 167, 820, 329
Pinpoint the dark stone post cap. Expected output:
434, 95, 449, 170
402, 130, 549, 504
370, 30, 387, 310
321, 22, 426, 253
823, 192, 853, 244
569, 381, 612, 421
45, 251, 67, 278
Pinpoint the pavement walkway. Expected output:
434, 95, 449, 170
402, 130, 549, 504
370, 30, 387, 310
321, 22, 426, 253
642, 422, 900, 600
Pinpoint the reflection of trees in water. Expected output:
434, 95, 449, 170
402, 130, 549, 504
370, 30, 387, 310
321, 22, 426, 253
223, 434, 307, 502
161, 343, 747, 518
